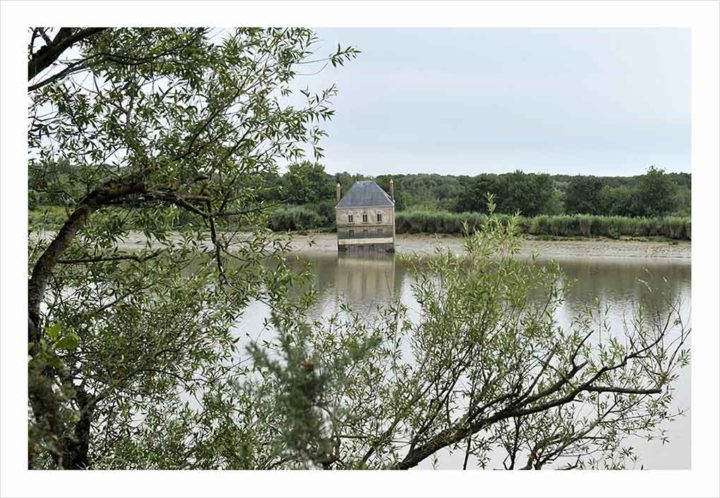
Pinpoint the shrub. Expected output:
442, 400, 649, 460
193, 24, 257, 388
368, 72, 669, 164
268, 206, 327, 231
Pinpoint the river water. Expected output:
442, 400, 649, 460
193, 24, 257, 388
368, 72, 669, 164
233, 251, 691, 470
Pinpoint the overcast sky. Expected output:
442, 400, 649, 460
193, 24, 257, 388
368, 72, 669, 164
308, 28, 690, 177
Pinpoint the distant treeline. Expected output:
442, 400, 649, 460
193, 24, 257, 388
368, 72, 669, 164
30, 160, 691, 239
258, 162, 690, 235
393, 167, 691, 217
255, 162, 690, 219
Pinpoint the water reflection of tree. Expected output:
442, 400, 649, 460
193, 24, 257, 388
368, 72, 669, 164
288, 255, 690, 330
555, 260, 690, 322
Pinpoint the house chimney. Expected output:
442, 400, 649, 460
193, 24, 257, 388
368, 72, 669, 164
336, 182, 342, 202
389, 179, 394, 201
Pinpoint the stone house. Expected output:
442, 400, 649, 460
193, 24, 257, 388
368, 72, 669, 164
335, 180, 395, 252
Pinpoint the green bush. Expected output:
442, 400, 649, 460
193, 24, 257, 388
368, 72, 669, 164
268, 205, 327, 231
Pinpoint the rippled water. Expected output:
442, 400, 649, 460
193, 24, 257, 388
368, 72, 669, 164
233, 252, 691, 469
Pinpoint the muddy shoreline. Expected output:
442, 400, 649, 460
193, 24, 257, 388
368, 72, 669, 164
288, 233, 691, 262
33, 231, 691, 262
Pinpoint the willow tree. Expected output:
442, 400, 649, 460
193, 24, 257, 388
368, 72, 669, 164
27, 27, 357, 469
237, 204, 690, 470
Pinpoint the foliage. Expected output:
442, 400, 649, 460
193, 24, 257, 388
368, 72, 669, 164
396, 210, 491, 234
526, 215, 691, 240
27, 27, 690, 472
564, 176, 605, 215
268, 205, 328, 231
31, 161, 692, 233
631, 166, 680, 217
27, 26, 357, 469
376, 173, 465, 211
599, 185, 635, 217
28, 206, 69, 230
282, 161, 337, 205
453, 171, 562, 216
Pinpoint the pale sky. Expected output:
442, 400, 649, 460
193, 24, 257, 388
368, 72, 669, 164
309, 28, 690, 177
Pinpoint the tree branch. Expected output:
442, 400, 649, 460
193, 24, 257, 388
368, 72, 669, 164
28, 28, 107, 82
57, 250, 164, 265
29, 175, 146, 349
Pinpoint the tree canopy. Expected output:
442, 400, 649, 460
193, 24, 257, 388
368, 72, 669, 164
564, 176, 605, 215
282, 161, 337, 205
262, 167, 690, 230
27, 26, 357, 469
631, 166, 680, 217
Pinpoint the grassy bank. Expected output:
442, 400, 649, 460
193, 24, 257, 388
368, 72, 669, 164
395, 211, 691, 240
30, 206, 691, 241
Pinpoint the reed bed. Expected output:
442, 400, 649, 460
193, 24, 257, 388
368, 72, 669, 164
395, 211, 690, 240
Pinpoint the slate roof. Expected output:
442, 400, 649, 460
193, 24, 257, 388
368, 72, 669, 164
336, 180, 394, 208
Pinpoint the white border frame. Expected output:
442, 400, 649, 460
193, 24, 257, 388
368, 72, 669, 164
2, 2, 718, 497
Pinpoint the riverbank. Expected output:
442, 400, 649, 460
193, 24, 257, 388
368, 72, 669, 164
287, 233, 691, 261
32, 231, 691, 262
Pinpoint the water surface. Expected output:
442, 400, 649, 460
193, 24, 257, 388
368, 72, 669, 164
233, 252, 691, 469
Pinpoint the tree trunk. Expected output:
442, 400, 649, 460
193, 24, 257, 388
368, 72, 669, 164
28, 205, 95, 349
28, 179, 145, 350
63, 389, 94, 469
27, 178, 145, 469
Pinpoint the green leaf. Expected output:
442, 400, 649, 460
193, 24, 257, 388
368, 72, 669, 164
55, 332, 80, 350
46, 322, 62, 341
46, 355, 64, 369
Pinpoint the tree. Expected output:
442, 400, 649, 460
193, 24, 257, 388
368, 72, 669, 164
28, 27, 357, 469
631, 166, 679, 217
245, 205, 689, 470
282, 161, 335, 205
599, 185, 634, 217
499, 171, 559, 217
454, 174, 500, 213
564, 176, 604, 215
455, 172, 560, 216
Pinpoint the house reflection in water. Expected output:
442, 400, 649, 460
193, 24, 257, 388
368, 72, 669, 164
286, 251, 406, 316
335, 251, 398, 305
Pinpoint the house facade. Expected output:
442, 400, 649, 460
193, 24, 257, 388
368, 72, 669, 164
336, 180, 395, 252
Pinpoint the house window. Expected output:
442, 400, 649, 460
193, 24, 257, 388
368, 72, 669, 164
348, 229, 354, 237
362, 214, 368, 223
348, 214, 354, 223
376, 213, 382, 223
377, 228, 383, 234
363, 228, 368, 235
